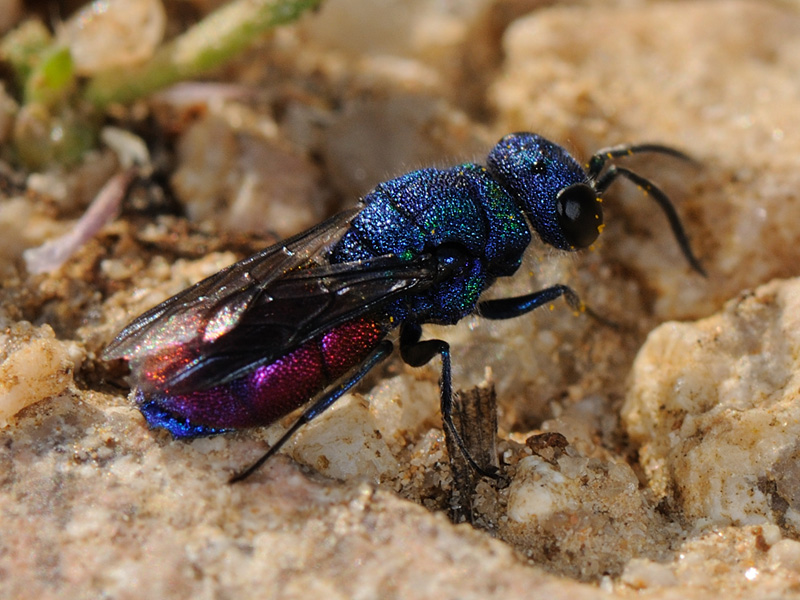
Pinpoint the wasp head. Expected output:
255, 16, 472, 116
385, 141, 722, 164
487, 132, 603, 251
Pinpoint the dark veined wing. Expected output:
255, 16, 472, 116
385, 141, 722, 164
159, 253, 436, 394
104, 208, 437, 395
105, 209, 361, 359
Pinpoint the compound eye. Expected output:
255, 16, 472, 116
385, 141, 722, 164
555, 184, 603, 248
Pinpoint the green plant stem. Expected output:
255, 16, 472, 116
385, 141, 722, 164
83, 0, 323, 108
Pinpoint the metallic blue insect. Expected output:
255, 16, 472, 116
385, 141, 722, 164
104, 132, 703, 481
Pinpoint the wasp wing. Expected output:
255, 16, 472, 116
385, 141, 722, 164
105, 209, 360, 358
156, 253, 436, 394
104, 209, 436, 394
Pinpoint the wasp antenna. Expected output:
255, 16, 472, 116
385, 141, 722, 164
587, 143, 697, 181
595, 165, 706, 277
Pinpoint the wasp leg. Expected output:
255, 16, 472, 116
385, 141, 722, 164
478, 284, 578, 319
399, 322, 499, 479
230, 340, 394, 483
479, 284, 618, 328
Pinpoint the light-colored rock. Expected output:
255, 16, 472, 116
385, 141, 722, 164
501, 449, 667, 580
624, 278, 800, 532
58, 0, 166, 75
0, 318, 84, 426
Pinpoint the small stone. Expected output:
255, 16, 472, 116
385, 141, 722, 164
58, 0, 166, 75
768, 539, 800, 572
0, 319, 84, 426
621, 558, 678, 589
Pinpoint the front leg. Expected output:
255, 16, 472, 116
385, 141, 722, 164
478, 284, 614, 327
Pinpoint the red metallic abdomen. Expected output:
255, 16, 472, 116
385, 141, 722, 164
141, 316, 388, 431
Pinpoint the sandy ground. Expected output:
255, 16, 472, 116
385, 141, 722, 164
3, 0, 800, 598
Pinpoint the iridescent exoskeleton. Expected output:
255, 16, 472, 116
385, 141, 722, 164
104, 132, 703, 480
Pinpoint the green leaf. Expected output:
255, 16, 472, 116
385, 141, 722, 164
25, 46, 75, 107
